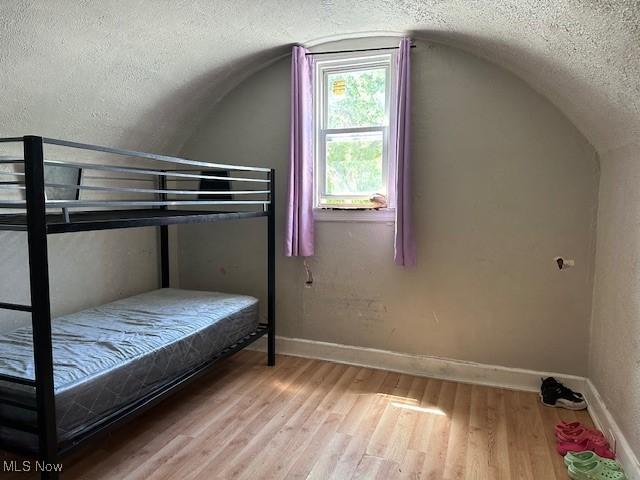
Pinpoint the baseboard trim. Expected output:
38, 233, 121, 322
249, 335, 586, 393
250, 336, 638, 478
584, 380, 640, 480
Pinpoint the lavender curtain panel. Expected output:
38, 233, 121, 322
284, 46, 314, 257
392, 38, 416, 266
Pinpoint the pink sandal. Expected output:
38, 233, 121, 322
557, 438, 615, 459
556, 421, 582, 432
557, 426, 606, 444
555, 421, 583, 438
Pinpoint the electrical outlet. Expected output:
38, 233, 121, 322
554, 257, 576, 269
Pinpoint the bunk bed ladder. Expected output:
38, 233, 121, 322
23, 135, 59, 479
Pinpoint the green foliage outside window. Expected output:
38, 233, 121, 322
324, 67, 387, 201
327, 69, 386, 128
326, 134, 382, 195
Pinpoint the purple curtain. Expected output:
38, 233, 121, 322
284, 46, 314, 257
392, 38, 416, 266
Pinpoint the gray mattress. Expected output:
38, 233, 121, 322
0, 288, 259, 449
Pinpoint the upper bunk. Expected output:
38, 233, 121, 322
0, 136, 273, 234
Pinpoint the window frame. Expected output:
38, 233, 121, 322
313, 52, 397, 211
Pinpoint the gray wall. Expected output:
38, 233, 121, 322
590, 142, 640, 455
0, 229, 159, 332
0, 146, 170, 334
178, 40, 599, 375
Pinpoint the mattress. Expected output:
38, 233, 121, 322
0, 288, 259, 449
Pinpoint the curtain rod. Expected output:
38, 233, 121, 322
305, 45, 416, 56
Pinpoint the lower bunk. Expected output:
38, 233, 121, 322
0, 288, 266, 453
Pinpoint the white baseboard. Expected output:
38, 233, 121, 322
584, 380, 640, 480
250, 336, 638, 478
249, 335, 586, 393
251, 336, 640, 478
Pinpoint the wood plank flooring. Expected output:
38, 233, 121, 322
2, 351, 594, 479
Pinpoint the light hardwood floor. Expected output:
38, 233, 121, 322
3, 350, 594, 479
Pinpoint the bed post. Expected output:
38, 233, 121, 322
267, 169, 276, 366
24, 136, 59, 479
159, 172, 170, 288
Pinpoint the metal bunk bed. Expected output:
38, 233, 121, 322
0, 135, 276, 479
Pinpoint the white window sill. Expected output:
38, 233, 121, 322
314, 208, 395, 223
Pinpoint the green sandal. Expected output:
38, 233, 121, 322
565, 451, 622, 471
568, 460, 627, 480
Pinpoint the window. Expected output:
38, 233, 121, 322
314, 53, 395, 210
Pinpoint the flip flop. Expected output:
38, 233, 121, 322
565, 451, 622, 471
568, 460, 627, 480
558, 438, 616, 459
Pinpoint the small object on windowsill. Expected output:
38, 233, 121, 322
321, 205, 377, 211
319, 193, 388, 211
369, 193, 387, 209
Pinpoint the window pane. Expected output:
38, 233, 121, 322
327, 68, 386, 128
325, 131, 384, 196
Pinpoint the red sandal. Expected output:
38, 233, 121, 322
557, 426, 607, 444
557, 438, 615, 459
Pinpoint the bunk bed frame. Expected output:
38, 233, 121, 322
0, 135, 276, 479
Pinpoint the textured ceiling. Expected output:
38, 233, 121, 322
0, 0, 638, 157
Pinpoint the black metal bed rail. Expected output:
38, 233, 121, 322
59, 324, 269, 455
0, 373, 36, 387
0, 158, 270, 183
0, 325, 271, 461
0, 301, 32, 312
0, 210, 268, 234
0, 181, 270, 196
0, 199, 270, 208
0, 136, 276, 479
0, 137, 270, 172
42, 137, 271, 172
0, 136, 272, 217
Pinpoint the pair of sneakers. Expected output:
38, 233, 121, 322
541, 377, 587, 410
565, 451, 626, 480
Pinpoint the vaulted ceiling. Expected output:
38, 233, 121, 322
1, 0, 638, 157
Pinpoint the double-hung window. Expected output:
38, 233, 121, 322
314, 53, 395, 210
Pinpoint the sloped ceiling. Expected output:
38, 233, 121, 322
0, 0, 638, 156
